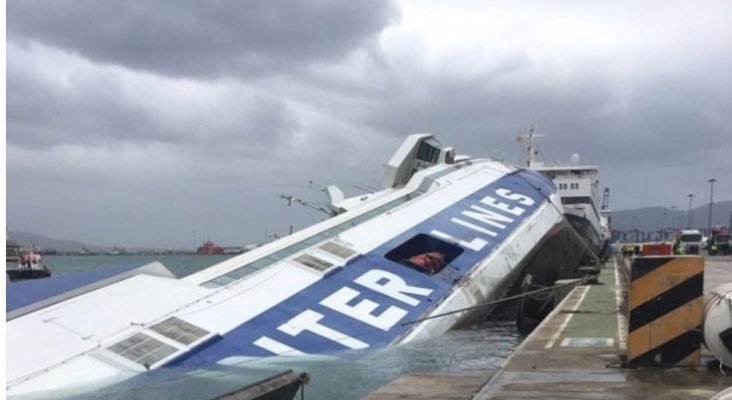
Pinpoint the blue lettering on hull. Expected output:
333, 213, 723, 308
173, 170, 555, 366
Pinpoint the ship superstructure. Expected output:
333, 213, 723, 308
520, 127, 609, 261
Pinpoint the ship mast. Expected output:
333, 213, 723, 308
519, 125, 543, 168
527, 125, 536, 167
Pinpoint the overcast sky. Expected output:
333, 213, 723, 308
6, 1, 732, 249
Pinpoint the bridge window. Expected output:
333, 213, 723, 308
385, 234, 463, 275
416, 141, 441, 163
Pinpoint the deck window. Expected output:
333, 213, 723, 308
385, 234, 463, 275
295, 254, 334, 271
108, 333, 178, 367
319, 242, 357, 259
150, 317, 209, 346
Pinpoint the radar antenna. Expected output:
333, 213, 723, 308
516, 124, 544, 168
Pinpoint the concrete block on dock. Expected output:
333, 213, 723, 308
626, 256, 704, 367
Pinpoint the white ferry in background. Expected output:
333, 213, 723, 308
7, 134, 585, 397
519, 127, 610, 262
599, 187, 613, 260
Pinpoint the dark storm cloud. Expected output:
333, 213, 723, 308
7, 0, 398, 78
7, 0, 732, 249
316, 54, 620, 156
294, 34, 732, 211
6, 43, 299, 155
322, 46, 731, 172
7, 57, 162, 149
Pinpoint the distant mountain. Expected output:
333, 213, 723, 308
611, 200, 732, 241
5, 231, 104, 253
4, 231, 166, 253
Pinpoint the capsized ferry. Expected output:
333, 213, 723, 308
7, 134, 585, 396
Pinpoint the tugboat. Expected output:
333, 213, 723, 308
197, 239, 225, 255
6, 250, 52, 282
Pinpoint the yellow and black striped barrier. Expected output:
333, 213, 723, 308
626, 255, 704, 367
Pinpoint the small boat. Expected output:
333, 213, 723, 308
6, 251, 52, 282
197, 239, 225, 255
7, 134, 585, 396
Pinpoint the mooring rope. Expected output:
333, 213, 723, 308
401, 279, 582, 326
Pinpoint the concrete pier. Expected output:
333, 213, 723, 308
472, 255, 732, 400
362, 371, 494, 400
363, 256, 732, 400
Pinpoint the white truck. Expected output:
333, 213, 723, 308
677, 229, 703, 254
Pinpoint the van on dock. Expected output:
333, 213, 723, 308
676, 229, 703, 254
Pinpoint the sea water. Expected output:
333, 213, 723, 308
6, 254, 233, 278
8, 255, 522, 400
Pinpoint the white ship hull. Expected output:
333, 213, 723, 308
563, 200, 605, 257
